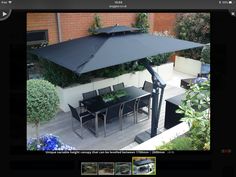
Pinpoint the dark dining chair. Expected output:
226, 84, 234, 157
68, 104, 95, 139
136, 95, 151, 123
120, 99, 137, 129
101, 103, 123, 137
82, 90, 97, 100
79, 90, 97, 112
142, 81, 153, 93
113, 82, 125, 91
98, 86, 112, 95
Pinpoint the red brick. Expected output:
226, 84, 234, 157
27, 13, 177, 44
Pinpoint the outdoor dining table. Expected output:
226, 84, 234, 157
81, 86, 151, 137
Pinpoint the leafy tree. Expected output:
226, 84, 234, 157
27, 79, 59, 145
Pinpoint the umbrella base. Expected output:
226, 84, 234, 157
134, 129, 162, 144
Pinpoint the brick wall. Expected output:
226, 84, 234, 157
60, 13, 139, 42
27, 13, 59, 44
153, 13, 177, 35
27, 13, 176, 44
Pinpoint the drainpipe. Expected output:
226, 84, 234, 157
56, 13, 62, 42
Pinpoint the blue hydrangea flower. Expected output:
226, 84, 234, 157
193, 77, 208, 84
27, 134, 75, 151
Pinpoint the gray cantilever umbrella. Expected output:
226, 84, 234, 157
31, 25, 204, 141
32, 25, 203, 74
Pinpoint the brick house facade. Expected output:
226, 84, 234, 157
27, 13, 177, 45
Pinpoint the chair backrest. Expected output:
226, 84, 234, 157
142, 81, 153, 93
68, 104, 80, 122
137, 95, 151, 109
106, 103, 122, 121
113, 83, 125, 91
82, 90, 97, 100
122, 99, 136, 115
98, 86, 112, 95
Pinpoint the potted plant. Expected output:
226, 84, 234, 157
102, 93, 115, 102
102, 90, 127, 103
200, 43, 210, 74
27, 79, 74, 150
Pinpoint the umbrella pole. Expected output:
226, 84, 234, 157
142, 59, 166, 137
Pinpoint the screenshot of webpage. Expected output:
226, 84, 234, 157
1, 0, 235, 176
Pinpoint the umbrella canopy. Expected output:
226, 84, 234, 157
31, 25, 204, 74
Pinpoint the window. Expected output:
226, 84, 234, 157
27, 30, 48, 46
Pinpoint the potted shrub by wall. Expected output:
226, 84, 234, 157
27, 79, 75, 150
200, 43, 210, 75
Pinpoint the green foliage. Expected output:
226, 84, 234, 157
175, 13, 210, 60
149, 53, 172, 66
156, 136, 193, 150
200, 44, 210, 64
27, 43, 49, 79
102, 90, 127, 102
92, 61, 147, 78
88, 14, 102, 34
27, 79, 59, 124
132, 13, 150, 33
40, 60, 90, 88
92, 65, 125, 78
176, 77, 210, 150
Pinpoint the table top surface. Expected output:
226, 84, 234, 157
181, 78, 196, 83
81, 86, 151, 113
165, 93, 185, 106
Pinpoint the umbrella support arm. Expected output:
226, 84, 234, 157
140, 58, 166, 137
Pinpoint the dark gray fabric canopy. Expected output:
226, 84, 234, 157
31, 26, 204, 74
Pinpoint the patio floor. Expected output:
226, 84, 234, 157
27, 70, 194, 150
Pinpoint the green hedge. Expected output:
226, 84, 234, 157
175, 13, 210, 60
40, 60, 90, 88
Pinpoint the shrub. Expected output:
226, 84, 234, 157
27, 79, 59, 144
92, 64, 125, 78
156, 136, 193, 150
88, 14, 102, 34
176, 77, 210, 150
132, 13, 150, 33
40, 60, 90, 87
175, 13, 210, 60
149, 53, 172, 66
200, 44, 210, 64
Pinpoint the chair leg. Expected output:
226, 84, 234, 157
133, 105, 136, 124
104, 116, 107, 137
80, 122, 83, 138
119, 112, 122, 130
148, 105, 151, 120
71, 117, 84, 139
